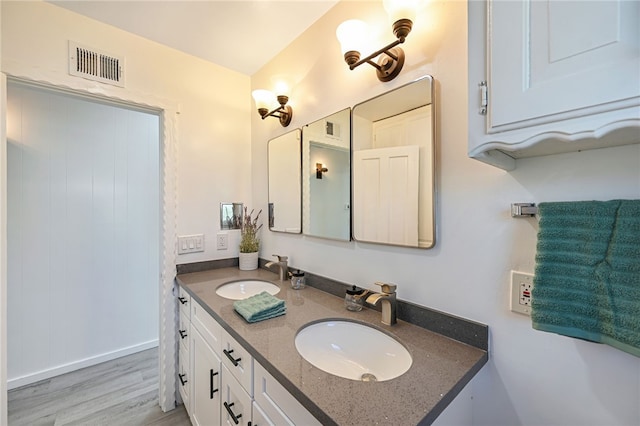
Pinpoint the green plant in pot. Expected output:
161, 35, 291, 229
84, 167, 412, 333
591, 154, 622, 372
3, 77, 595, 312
239, 207, 262, 270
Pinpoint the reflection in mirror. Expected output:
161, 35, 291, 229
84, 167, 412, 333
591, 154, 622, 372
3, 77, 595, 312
220, 202, 243, 230
268, 129, 302, 233
302, 108, 351, 241
352, 75, 435, 248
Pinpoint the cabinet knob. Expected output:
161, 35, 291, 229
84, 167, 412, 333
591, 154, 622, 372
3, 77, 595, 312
223, 402, 242, 425
223, 349, 242, 367
178, 296, 188, 305
178, 329, 188, 339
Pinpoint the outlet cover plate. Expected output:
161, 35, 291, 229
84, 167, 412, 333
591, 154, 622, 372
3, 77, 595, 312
510, 271, 534, 315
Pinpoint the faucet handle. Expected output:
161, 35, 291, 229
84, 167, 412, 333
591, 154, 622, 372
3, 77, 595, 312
272, 254, 288, 262
375, 282, 397, 294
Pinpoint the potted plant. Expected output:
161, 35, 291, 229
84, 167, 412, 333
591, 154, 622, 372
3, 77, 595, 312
238, 207, 262, 270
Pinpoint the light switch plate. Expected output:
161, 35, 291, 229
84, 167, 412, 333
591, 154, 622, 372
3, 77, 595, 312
178, 234, 205, 255
510, 271, 534, 315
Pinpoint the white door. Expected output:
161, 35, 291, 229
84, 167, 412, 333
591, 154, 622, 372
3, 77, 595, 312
353, 145, 419, 245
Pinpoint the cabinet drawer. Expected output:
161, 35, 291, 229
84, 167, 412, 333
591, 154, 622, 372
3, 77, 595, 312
177, 286, 190, 318
221, 329, 253, 397
191, 299, 222, 356
254, 361, 321, 426
252, 401, 274, 426
178, 311, 190, 353
221, 365, 252, 426
178, 345, 190, 410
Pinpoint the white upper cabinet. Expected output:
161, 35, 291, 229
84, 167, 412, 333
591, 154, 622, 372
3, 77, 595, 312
468, 0, 640, 170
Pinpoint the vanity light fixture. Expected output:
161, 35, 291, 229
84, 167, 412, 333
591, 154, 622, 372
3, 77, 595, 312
336, 0, 422, 82
252, 89, 293, 127
316, 163, 329, 179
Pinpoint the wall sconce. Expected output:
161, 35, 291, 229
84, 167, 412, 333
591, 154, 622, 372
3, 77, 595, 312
316, 163, 328, 179
336, 0, 421, 82
252, 89, 293, 127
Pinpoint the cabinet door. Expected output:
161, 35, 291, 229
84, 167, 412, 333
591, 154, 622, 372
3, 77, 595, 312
192, 327, 222, 426
488, 0, 640, 131
221, 365, 252, 426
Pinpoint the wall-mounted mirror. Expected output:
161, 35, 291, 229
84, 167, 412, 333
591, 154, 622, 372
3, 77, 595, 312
352, 75, 435, 248
268, 129, 302, 233
302, 108, 351, 241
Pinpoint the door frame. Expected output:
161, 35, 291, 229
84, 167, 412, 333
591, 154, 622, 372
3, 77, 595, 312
0, 69, 179, 416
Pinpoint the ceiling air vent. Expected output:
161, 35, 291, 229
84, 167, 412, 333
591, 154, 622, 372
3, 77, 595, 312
69, 41, 125, 87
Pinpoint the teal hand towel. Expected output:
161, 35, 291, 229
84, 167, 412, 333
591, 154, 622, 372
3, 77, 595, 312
531, 199, 640, 357
233, 291, 286, 323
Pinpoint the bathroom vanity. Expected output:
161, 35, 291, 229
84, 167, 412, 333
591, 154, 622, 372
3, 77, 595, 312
176, 267, 488, 425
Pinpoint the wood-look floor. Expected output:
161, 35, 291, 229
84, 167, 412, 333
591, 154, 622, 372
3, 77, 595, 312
8, 348, 191, 426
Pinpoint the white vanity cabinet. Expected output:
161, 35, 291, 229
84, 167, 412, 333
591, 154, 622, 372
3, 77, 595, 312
179, 293, 319, 426
468, 0, 640, 170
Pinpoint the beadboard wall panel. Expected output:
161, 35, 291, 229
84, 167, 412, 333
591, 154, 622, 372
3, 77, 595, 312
7, 82, 160, 388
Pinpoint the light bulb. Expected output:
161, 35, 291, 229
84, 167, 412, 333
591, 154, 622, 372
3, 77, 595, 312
382, 0, 422, 24
251, 89, 275, 111
336, 19, 368, 56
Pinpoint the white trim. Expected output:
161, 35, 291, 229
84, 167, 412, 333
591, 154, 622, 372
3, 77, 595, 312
7, 340, 159, 390
1, 65, 179, 412
1, 72, 9, 426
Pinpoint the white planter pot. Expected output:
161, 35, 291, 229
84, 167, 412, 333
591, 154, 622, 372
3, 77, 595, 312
239, 252, 259, 271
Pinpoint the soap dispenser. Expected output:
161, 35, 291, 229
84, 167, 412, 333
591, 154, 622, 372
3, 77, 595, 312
345, 285, 365, 311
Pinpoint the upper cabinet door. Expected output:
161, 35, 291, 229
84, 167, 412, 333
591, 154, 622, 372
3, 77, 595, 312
468, 0, 640, 170
489, 0, 639, 131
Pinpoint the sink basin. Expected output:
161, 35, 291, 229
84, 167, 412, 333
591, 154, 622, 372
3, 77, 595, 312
294, 320, 412, 382
215, 280, 280, 300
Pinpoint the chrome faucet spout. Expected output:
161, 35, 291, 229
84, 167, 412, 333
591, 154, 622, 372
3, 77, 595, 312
365, 282, 397, 325
265, 254, 288, 281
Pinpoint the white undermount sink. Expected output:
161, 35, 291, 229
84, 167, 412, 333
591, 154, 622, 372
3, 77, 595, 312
215, 280, 280, 300
294, 320, 412, 382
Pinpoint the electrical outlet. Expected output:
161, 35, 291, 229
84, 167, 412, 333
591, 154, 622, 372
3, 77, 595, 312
216, 233, 228, 250
510, 271, 534, 315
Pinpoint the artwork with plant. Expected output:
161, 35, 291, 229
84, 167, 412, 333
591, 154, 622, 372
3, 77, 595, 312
239, 207, 262, 253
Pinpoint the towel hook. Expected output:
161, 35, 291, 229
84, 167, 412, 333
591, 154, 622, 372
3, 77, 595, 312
511, 203, 538, 218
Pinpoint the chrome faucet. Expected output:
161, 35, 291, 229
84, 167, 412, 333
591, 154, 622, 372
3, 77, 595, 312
265, 254, 288, 281
365, 282, 397, 325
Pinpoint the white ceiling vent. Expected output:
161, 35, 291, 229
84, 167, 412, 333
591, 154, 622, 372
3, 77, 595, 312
69, 41, 125, 87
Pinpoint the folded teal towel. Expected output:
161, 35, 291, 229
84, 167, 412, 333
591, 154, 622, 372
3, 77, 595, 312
532, 199, 640, 357
233, 291, 286, 323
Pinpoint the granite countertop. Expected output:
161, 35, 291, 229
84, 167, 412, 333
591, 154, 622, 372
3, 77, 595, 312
177, 267, 488, 426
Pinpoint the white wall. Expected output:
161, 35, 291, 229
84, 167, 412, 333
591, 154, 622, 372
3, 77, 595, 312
253, 1, 640, 425
1, 1, 252, 263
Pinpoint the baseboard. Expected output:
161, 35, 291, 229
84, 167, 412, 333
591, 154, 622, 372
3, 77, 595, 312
7, 339, 159, 390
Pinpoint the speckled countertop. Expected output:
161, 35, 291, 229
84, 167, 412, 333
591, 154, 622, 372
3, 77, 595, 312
177, 267, 488, 426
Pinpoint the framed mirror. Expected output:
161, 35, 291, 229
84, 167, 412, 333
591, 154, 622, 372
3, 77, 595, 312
302, 108, 351, 241
352, 75, 436, 248
267, 129, 302, 233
